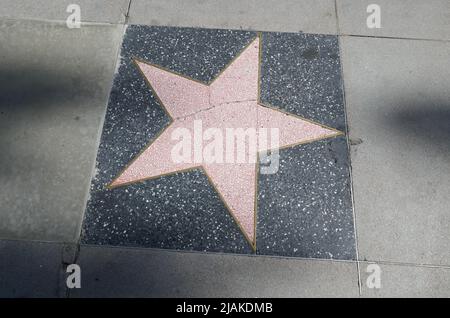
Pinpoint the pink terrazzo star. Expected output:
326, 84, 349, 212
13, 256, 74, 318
110, 36, 342, 249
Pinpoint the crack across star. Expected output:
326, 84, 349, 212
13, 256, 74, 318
108, 34, 343, 250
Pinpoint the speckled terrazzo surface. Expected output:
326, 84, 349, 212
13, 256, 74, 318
81, 25, 355, 260
257, 137, 355, 259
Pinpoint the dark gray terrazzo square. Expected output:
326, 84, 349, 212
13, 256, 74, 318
81, 25, 354, 259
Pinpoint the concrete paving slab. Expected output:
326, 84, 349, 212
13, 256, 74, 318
128, 0, 338, 35
0, 0, 130, 24
341, 36, 450, 266
360, 262, 450, 297
0, 20, 123, 242
0, 240, 64, 298
337, 0, 450, 41
71, 245, 359, 297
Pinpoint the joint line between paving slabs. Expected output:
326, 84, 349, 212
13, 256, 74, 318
66, 22, 128, 299
342, 33, 450, 43
124, 0, 133, 24
363, 259, 450, 270
336, 35, 362, 296
334, 0, 362, 296
333, 0, 341, 35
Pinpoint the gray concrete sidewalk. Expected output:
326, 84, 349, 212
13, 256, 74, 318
0, 19, 123, 242
1, 239, 449, 297
1, 0, 449, 40
0, 0, 449, 297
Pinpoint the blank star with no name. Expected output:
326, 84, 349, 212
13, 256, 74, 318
109, 35, 342, 249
